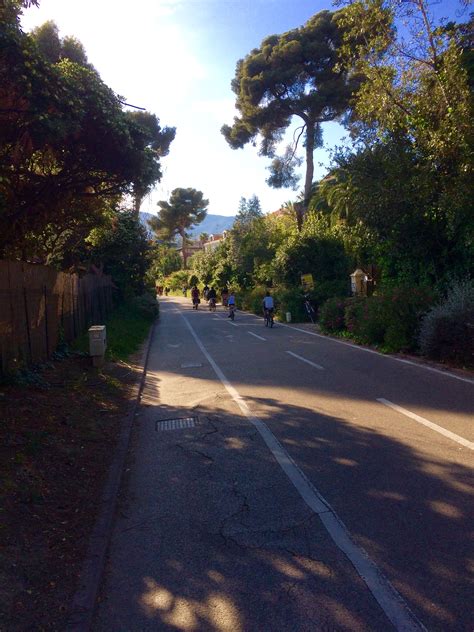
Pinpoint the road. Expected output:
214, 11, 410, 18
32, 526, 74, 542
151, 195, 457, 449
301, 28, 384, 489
94, 297, 473, 631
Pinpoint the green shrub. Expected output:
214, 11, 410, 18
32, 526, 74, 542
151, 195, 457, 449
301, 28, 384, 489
419, 279, 474, 367
273, 286, 307, 322
165, 269, 189, 292
319, 297, 348, 333
239, 286, 267, 315
345, 296, 386, 344
132, 292, 159, 319
343, 286, 434, 351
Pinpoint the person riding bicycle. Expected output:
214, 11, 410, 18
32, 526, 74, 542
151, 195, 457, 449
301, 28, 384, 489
262, 291, 274, 315
221, 286, 229, 307
227, 291, 236, 318
207, 286, 217, 310
191, 285, 200, 309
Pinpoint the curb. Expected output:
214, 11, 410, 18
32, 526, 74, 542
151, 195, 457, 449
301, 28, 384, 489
66, 318, 157, 631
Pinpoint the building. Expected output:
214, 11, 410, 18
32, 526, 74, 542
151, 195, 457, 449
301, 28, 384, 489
203, 231, 228, 252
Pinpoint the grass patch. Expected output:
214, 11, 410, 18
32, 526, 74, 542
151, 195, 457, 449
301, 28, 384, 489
74, 300, 155, 362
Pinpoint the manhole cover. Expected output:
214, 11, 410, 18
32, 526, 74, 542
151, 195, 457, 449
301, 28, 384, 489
155, 417, 197, 431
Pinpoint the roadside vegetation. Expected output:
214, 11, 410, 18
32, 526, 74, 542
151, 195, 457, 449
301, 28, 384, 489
0, 0, 472, 627
158, 1, 473, 370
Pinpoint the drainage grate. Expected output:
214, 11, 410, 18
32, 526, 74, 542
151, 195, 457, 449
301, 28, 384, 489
155, 417, 197, 431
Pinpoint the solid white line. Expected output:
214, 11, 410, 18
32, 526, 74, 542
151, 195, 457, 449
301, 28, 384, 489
377, 398, 474, 450
248, 331, 266, 341
276, 322, 474, 385
286, 350, 324, 370
180, 311, 426, 632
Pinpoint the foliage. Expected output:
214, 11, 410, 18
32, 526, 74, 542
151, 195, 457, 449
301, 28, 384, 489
419, 279, 474, 366
131, 292, 159, 320
150, 188, 208, 268
0, 18, 174, 264
319, 297, 348, 333
86, 209, 150, 296
273, 212, 351, 297
103, 299, 155, 361
221, 8, 359, 220
331, 0, 473, 286
145, 243, 181, 286
235, 195, 263, 226
164, 269, 190, 292
344, 286, 434, 352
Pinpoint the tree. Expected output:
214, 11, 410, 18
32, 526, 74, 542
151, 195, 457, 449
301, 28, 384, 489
331, 0, 473, 284
86, 208, 150, 295
235, 195, 263, 226
221, 9, 358, 226
0, 20, 174, 261
126, 111, 175, 213
150, 188, 208, 268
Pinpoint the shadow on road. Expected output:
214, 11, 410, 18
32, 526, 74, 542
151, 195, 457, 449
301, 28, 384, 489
96, 377, 473, 631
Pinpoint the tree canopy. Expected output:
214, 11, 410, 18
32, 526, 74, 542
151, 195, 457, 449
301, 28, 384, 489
221, 9, 358, 225
150, 188, 209, 268
0, 18, 175, 263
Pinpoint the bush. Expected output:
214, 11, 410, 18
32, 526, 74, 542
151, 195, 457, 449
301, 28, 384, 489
273, 286, 308, 322
343, 286, 434, 351
345, 296, 386, 344
165, 269, 189, 292
419, 279, 474, 367
132, 292, 159, 319
319, 297, 348, 333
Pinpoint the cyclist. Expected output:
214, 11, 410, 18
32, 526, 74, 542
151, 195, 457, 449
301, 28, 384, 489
191, 285, 200, 309
262, 291, 274, 326
207, 286, 217, 311
221, 286, 229, 307
227, 290, 236, 319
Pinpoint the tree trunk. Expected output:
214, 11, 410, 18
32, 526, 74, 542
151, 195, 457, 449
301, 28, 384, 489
303, 122, 316, 228
179, 228, 188, 269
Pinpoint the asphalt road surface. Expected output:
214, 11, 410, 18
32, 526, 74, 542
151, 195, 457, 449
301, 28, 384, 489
94, 297, 473, 631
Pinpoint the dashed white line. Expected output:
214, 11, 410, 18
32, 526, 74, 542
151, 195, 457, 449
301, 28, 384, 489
286, 350, 324, 370
248, 331, 266, 341
180, 311, 426, 632
274, 322, 474, 385
377, 398, 474, 450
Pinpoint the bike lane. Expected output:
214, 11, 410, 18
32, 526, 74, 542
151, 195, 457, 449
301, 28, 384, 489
195, 306, 473, 632
94, 298, 394, 631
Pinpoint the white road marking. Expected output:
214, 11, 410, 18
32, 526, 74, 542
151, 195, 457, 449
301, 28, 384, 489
377, 398, 474, 450
286, 350, 324, 370
248, 331, 266, 341
180, 311, 426, 632
229, 321, 238, 327
275, 322, 474, 385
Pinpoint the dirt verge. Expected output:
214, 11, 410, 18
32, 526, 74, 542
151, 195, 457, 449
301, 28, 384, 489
0, 353, 143, 631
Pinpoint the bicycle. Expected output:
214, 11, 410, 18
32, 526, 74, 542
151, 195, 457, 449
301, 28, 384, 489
264, 308, 274, 328
228, 303, 235, 321
303, 293, 316, 323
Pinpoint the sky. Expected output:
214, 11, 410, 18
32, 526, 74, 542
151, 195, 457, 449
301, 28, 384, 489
19, 0, 462, 217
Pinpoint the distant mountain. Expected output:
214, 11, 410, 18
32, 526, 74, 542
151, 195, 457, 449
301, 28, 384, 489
188, 214, 235, 237
140, 212, 235, 239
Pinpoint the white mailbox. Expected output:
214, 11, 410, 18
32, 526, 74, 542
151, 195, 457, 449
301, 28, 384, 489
88, 325, 107, 358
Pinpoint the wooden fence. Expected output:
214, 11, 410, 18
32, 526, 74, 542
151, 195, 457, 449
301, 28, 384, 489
0, 260, 114, 375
